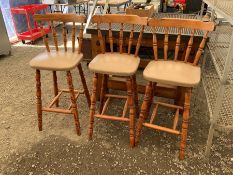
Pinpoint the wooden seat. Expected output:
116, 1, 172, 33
88, 14, 148, 147
143, 60, 201, 87
135, 18, 215, 159
30, 51, 83, 71
88, 53, 140, 76
31, 14, 91, 135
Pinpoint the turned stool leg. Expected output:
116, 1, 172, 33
36, 70, 42, 131
89, 73, 98, 140
99, 74, 108, 114
126, 76, 135, 147
175, 86, 184, 114
66, 71, 81, 136
53, 71, 59, 107
180, 88, 192, 160
77, 64, 91, 107
135, 82, 153, 145
145, 82, 155, 119
132, 75, 139, 117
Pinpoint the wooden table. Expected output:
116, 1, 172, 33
50, 3, 67, 13
64, 1, 89, 15
86, 14, 205, 103
47, 1, 89, 15
96, 0, 129, 12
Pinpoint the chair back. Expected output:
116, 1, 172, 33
91, 14, 148, 57
148, 18, 215, 65
34, 14, 86, 54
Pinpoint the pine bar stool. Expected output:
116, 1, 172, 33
88, 14, 148, 147
135, 18, 215, 159
30, 14, 91, 135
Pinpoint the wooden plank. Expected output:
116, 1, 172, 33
68, 92, 80, 110
154, 101, 183, 110
173, 109, 180, 130
42, 107, 72, 114
150, 104, 159, 124
59, 89, 84, 93
143, 123, 180, 135
95, 114, 130, 122
48, 91, 63, 108
101, 97, 110, 115
105, 94, 127, 99
122, 99, 128, 117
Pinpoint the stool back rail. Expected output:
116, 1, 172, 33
91, 14, 148, 55
34, 14, 85, 54
135, 18, 215, 159
89, 14, 148, 147
32, 14, 91, 135
148, 18, 215, 64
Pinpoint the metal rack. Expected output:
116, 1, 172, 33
202, 0, 233, 25
202, 50, 233, 129
89, 13, 202, 35
201, 0, 233, 157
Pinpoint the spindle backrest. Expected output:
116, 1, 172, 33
33, 14, 86, 54
91, 14, 148, 56
148, 18, 215, 65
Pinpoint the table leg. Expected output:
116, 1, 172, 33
83, 4, 85, 14
61, 5, 65, 13
49, 5, 53, 13
74, 5, 78, 14
87, 2, 89, 15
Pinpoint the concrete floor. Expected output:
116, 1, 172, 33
0, 31, 232, 174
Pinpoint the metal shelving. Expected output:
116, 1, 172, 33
201, 0, 233, 157
202, 53, 233, 130
203, 0, 233, 25
207, 25, 233, 82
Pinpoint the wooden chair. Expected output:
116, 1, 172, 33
30, 14, 91, 135
88, 14, 148, 147
135, 18, 215, 159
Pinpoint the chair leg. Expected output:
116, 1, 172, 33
99, 74, 108, 114
36, 70, 42, 131
132, 75, 139, 117
89, 73, 98, 140
135, 82, 153, 145
66, 71, 81, 136
145, 82, 155, 118
175, 86, 184, 114
179, 88, 192, 160
77, 64, 91, 107
53, 71, 59, 107
126, 76, 135, 147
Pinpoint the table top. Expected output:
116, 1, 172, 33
51, 3, 67, 6
96, 0, 129, 6
86, 13, 204, 37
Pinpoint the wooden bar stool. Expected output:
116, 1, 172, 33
135, 18, 215, 159
30, 14, 91, 135
88, 14, 148, 147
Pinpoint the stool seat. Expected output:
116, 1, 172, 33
88, 53, 140, 76
30, 50, 83, 71
143, 60, 201, 87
